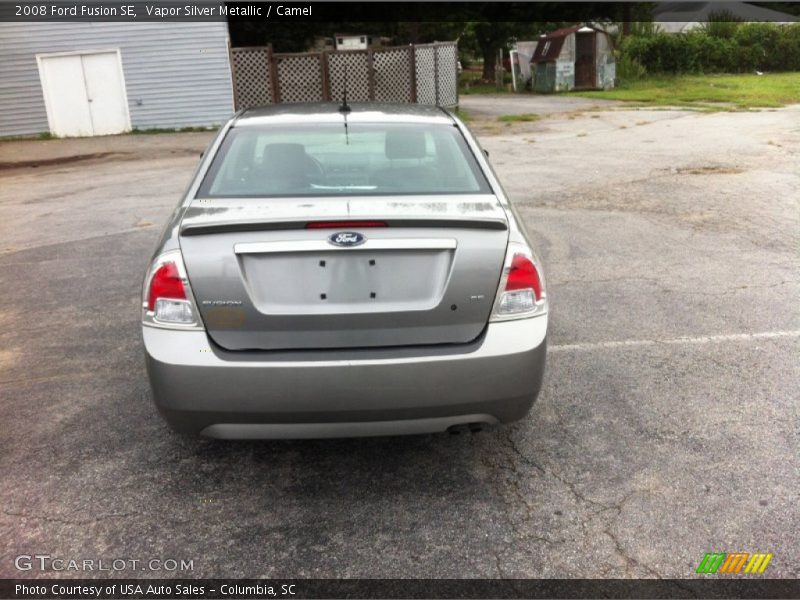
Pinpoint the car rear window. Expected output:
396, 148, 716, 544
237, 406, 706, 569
197, 123, 492, 197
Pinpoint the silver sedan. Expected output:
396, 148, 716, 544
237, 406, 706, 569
142, 103, 547, 438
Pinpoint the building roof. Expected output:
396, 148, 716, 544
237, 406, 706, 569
541, 25, 584, 40
654, 1, 798, 33
532, 24, 610, 62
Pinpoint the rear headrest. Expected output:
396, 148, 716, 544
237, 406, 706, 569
385, 130, 427, 160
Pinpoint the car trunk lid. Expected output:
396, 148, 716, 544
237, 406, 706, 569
179, 195, 508, 350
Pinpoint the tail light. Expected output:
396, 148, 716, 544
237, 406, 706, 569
491, 242, 547, 321
142, 250, 203, 329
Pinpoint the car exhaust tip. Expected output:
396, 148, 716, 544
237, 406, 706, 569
447, 422, 487, 435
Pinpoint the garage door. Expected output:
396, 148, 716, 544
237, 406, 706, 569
37, 50, 131, 137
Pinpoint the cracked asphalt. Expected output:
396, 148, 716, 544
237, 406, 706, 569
1, 99, 798, 579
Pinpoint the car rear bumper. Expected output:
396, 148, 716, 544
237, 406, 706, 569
143, 316, 547, 438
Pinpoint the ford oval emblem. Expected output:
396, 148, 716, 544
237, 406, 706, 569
328, 231, 366, 247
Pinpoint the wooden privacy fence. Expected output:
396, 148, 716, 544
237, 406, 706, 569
230, 42, 459, 110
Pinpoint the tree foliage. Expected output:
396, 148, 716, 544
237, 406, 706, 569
227, 20, 466, 52
228, 3, 621, 83
620, 23, 800, 75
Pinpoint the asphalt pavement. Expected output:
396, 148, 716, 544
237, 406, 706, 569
1, 99, 798, 578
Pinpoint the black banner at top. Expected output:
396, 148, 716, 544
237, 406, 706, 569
2, 1, 800, 22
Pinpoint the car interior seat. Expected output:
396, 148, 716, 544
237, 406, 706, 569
371, 130, 439, 191
254, 143, 317, 193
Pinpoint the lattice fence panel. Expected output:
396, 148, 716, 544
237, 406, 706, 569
327, 51, 371, 102
275, 54, 324, 103
230, 42, 459, 109
414, 45, 437, 105
373, 47, 413, 103
231, 48, 273, 109
435, 44, 459, 107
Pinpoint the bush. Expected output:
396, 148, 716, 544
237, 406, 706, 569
620, 23, 800, 74
701, 11, 743, 39
620, 33, 700, 73
687, 32, 737, 73
627, 21, 663, 37
616, 54, 647, 82
735, 23, 782, 70
777, 23, 800, 70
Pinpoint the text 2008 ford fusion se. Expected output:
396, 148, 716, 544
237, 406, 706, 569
141, 103, 547, 439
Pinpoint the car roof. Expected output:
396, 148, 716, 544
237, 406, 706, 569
234, 102, 456, 127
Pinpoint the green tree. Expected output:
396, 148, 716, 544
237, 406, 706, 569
461, 4, 621, 82
228, 20, 465, 52
467, 21, 539, 82
394, 22, 466, 45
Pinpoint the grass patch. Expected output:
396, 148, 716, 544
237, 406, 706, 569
497, 113, 541, 123
1, 126, 217, 143
569, 73, 800, 110
460, 82, 510, 95
454, 108, 472, 122
0, 131, 54, 141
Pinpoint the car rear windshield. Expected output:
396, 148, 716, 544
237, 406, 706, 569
197, 122, 492, 197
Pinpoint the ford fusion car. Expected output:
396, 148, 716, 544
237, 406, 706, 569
142, 103, 547, 439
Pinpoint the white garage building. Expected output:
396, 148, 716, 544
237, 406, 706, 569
0, 22, 235, 138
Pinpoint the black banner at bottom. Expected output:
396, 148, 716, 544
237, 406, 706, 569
2, 579, 799, 600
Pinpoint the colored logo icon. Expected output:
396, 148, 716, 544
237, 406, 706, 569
696, 552, 773, 574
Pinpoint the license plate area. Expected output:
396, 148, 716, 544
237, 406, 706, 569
236, 241, 455, 315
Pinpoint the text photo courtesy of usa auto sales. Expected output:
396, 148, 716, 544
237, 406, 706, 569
0, 1, 798, 599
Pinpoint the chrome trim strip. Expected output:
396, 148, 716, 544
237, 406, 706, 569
234, 238, 457, 254
201, 414, 500, 439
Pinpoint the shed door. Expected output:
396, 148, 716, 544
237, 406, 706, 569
575, 32, 596, 89
38, 51, 130, 137
38, 55, 94, 137
81, 52, 130, 135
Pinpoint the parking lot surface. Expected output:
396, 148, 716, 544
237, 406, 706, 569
459, 93, 620, 119
1, 100, 798, 578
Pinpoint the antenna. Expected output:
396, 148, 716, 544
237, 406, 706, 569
339, 65, 351, 113
339, 65, 351, 145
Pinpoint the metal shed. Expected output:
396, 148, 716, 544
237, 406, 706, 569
532, 25, 615, 93
0, 22, 234, 138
